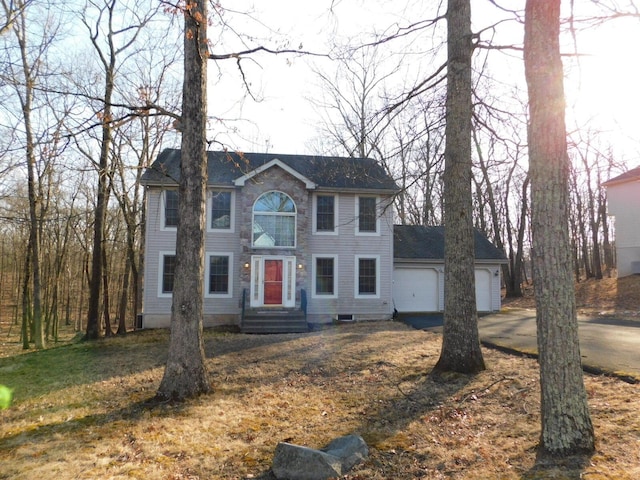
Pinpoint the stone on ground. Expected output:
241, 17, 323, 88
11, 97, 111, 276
271, 434, 368, 480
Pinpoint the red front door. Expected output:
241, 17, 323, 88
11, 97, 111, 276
264, 259, 283, 305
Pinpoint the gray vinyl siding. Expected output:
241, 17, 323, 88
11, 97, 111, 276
142, 188, 243, 327
202, 189, 243, 318
143, 190, 175, 318
306, 192, 395, 321
143, 184, 396, 327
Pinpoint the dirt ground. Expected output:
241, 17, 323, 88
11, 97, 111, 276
1, 322, 639, 479
0, 276, 639, 479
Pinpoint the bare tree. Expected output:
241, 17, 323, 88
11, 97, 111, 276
433, 0, 485, 374
310, 46, 402, 159
0, 0, 65, 348
524, 0, 594, 456
79, 0, 159, 339
156, 0, 210, 400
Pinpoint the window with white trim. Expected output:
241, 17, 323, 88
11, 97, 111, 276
159, 253, 176, 296
312, 255, 338, 298
252, 191, 296, 247
357, 196, 378, 234
209, 190, 233, 231
314, 194, 337, 234
355, 255, 380, 298
162, 190, 178, 228
206, 253, 232, 297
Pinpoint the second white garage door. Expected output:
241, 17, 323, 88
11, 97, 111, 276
393, 267, 441, 312
475, 268, 493, 312
394, 267, 496, 312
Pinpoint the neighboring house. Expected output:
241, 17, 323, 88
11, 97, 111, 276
393, 225, 507, 313
140, 149, 506, 332
603, 166, 640, 277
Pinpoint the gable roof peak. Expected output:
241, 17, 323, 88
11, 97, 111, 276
233, 157, 317, 189
141, 148, 399, 192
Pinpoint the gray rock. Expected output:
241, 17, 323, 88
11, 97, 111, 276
272, 442, 342, 480
322, 434, 369, 471
271, 434, 369, 480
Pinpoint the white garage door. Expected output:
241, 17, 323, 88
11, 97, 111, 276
393, 268, 440, 312
475, 269, 493, 312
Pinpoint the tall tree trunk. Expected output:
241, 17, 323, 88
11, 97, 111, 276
524, 0, 595, 456
117, 259, 130, 335
433, 0, 485, 374
156, 0, 210, 400
85, 116, 110, 339
575, 194, 592, 280
14, 2, 45, 349
25, 129, 44, 350
102, 244, 112, 336
85, 1, 120, 340
20, 239, 32, 350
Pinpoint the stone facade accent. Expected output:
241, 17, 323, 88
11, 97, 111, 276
238, 166, 309, 308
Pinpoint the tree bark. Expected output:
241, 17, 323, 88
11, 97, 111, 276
13, 1, 45, 349
21, 238, 32, 350
116, 259, 130, 335
156, 0, 210, 400
524, 0, 595, 456
102, 244, 113, 336
433, 0, 485, 374
85, 55, 113, 341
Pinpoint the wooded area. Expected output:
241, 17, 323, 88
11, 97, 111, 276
0, 0, 633, 352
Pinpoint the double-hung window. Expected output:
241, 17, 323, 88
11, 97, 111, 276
160, 253, 176, 296
206, 254, 232, 297
357, 196, 377, 234
312, 255, 337, 298
163, 190, 179, 228
210, 191, 232, 230
355, 255, 379, 298
315, 194, 336, 233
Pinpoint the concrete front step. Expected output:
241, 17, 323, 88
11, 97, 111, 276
241, 324, 309, 334
242, 309, 308, 334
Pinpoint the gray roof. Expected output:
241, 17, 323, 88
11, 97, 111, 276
141, 148, 399, 192
394, 225, 507, 261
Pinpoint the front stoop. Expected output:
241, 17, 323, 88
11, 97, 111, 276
241, 308, 309, 334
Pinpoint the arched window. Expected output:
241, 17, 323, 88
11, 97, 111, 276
252, 191, 296, 247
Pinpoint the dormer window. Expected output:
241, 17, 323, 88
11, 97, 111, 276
252, 191, 296, 247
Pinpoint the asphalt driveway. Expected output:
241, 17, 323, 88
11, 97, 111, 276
399, 309, 640, 382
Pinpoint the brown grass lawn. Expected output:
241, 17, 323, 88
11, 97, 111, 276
1, 277, 639, 479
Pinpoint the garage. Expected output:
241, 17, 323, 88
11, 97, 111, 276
475, 268, 493, 312
393, 267, 441, 312
393, 225, 506, 314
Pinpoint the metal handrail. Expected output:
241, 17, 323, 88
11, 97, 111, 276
301, 288, 307, 320
241, 288, 246, 328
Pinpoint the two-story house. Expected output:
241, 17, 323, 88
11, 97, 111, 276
140, 148, 399, 332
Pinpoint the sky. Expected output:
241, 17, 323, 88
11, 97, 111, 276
206, 0, 419, 153
204, 1, 640, 166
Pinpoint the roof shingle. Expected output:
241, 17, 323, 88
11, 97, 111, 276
141, 148, 399, 192
393, 225, 506, 261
